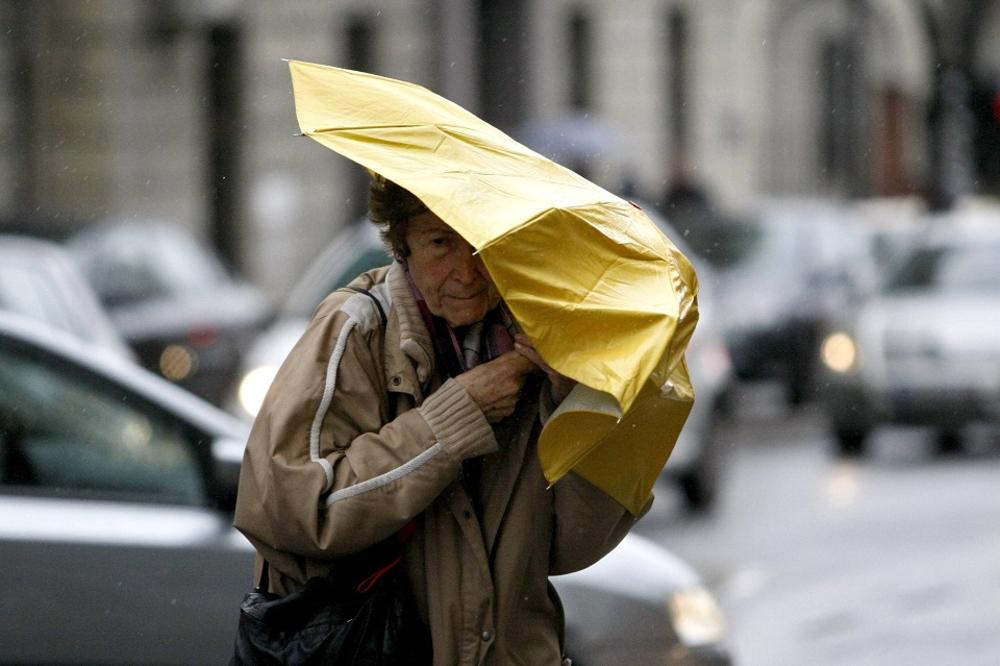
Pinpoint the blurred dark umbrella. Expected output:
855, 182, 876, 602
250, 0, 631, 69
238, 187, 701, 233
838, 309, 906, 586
515, 112, 623, 172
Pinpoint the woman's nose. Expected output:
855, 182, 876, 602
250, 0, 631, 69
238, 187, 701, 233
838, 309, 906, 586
452, 244, 481, 283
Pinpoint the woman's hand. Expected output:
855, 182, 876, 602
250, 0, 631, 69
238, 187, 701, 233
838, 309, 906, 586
512, 334, 576, 405
455, 351, 537, 423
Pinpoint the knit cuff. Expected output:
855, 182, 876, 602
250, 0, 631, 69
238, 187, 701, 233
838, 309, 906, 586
418, 378, 498, 460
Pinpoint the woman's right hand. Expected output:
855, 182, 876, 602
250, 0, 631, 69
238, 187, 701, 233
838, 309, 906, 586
455, 351, 537, 423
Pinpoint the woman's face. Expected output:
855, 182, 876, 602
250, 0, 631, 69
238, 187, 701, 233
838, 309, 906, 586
404, 211, 500, 328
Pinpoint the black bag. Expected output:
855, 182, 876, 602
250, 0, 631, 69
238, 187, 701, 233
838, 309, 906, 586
230, 549, 431, 666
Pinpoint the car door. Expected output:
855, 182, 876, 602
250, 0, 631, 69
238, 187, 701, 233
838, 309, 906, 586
0, 334, 253, 665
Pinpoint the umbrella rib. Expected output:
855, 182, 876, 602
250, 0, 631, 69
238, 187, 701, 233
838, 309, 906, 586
304, 122, 506, 137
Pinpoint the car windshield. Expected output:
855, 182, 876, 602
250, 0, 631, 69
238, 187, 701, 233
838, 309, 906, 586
0, 262, 78, 336
720, 216, 811, 283
285, 247, 391, 319
884, 242, 1000, 293
77, 225, 228, 305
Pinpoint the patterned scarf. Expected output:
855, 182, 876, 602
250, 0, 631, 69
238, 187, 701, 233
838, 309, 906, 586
404, 266, 519, 515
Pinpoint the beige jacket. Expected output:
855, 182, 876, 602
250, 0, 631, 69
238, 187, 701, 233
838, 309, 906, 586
234, 261, 644, 665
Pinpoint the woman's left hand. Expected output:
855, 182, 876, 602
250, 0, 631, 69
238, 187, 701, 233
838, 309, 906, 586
513, 334, 577, 405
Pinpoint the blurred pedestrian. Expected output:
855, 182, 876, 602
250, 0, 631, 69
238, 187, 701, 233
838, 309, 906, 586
233, 174, 646, 665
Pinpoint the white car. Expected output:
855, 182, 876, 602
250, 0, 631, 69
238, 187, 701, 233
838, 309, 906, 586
0, 234, 131, 357
714, 200, 872, 405
819, 229, 1000, 456
69, 220, 273, 405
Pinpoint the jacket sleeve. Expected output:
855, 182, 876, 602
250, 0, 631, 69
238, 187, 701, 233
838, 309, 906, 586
233, 295, 497, 560
548, 472, 652, 575
539, 379, 652, 575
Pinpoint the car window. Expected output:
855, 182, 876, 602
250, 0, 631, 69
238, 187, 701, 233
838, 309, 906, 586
724, 218, 799, 280
936, 245, 1000, 291
885, 244, 1000, 293
0, 341, 206, 504
0, 263, 78, 335
75, 225, 228, 306
289, 247, 391, 318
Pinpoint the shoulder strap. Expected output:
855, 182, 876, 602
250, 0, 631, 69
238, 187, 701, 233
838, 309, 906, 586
339, 286, 387, 328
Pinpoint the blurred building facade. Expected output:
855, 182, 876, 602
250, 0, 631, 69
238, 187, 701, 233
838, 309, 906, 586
2, 0, 1000, 296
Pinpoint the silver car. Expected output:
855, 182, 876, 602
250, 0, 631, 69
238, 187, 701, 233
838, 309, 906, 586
714, 200, 871, 405
68, 220, 273, 406
0, 234, 131, 357
639, 204, 734, 513
819, 228, 1000, 457
0, 312, 730, 664
0, 311, 250, 664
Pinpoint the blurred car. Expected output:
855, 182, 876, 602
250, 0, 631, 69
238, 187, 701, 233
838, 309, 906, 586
0, 310, 250, 664
714, 199, 872, 404
232, 211, 732, 512
0, 312, 731, 665
819, 229, 1000, 457
0, 234, 131, 357
557, 532, 730, 665
229, 220, 390, 419
68, 220, 273, 406
639, 204, 734, 513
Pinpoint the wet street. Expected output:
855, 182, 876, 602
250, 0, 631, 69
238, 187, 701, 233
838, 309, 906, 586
638, 383, 1000, 666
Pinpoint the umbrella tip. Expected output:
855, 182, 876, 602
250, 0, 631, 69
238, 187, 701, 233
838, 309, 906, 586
293, 132, 305, 138
280, 57, 291, 62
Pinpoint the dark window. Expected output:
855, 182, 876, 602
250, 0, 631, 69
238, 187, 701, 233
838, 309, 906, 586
818, 36, 864, 194
343, 14, 378, 221
568, 9, 592, 110
476, 0, 528, 131
666, 8, 689, 157
819, 39, 841, 182
972, 83, 1000, 192
0, 342, 206, 505
7, 1, 37, 217
206, 23, 243, 269
345, 14, 375, 71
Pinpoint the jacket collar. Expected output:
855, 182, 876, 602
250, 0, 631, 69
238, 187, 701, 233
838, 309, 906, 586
385, 262, 437, 393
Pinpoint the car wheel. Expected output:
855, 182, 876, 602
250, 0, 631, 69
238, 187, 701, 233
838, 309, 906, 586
680, 470, 715, 513
934, 429, 963, 456
678, 412, 725, 513
834, 427, 869, 458
786, 361, 812, 406
786, 326, 818, 406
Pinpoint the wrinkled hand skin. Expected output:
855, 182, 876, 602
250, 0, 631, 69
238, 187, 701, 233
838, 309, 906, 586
512, 334, 577, 405
455, 350, 537, 423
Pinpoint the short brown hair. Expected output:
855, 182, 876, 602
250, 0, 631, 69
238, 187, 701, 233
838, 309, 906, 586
367, 172, 427, 258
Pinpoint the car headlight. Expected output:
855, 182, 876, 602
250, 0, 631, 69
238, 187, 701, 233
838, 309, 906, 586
821, 331, 857, 374
667, 585, 726, 647
238, 365, 279, 419
159, 344, 199, 381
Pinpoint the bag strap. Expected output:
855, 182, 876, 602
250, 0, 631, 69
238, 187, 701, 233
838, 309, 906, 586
339, 285, 387, 327
253, 285, 408, 597
256, 559, 270, 593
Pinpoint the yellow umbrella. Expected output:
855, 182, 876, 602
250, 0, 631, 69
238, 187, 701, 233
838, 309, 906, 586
289, 60, 699, 515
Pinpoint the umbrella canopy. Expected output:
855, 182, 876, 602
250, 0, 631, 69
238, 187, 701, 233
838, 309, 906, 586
288, 60, 698, 514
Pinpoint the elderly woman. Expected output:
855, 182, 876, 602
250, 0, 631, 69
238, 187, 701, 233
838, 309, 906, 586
234, 176, 645, 665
